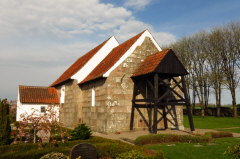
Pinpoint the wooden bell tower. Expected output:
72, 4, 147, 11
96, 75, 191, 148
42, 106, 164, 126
130, 49, 194, 133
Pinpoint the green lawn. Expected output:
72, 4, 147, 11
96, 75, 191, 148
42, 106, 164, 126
184, 115, 240, 129
216, 128, 240, 133
145, 137, 240, 159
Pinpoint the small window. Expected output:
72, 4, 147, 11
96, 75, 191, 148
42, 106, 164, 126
91, 88, 95, 106
41, 106, 46, 113
60, 85, 65, 104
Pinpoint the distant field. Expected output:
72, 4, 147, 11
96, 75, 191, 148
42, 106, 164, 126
145, 137, 239, 159
184, 115, 240, 130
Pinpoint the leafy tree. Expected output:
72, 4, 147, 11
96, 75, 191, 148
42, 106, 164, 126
17, 105, 67, 143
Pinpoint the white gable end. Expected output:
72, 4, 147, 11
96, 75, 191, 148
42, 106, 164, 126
71, 36, 119, 83
103, 30, 162, 77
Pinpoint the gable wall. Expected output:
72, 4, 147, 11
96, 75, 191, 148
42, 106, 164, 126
81, 37, 163, 133
56, 80, 82, 128
58, 37, 184, 132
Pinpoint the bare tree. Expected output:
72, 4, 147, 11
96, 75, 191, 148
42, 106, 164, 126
203, 29, 224, 116
169, 21, 240, 117
220, 22, 240, 117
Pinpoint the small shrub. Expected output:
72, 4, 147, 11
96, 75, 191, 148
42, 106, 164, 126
71, 124, 92, 140
95, 141, 164, 159
95, 142, 134, 158
116, 149, 164, 159
205, 132, 233, 138
224, 143, 240, 158
116, 150, 146, 159
135, 134, 212, 145
40, 152, 67, 159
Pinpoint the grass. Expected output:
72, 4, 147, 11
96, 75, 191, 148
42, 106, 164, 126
145, 137, 240, 159
216, 128, 240, 133
184, 115, 240, 129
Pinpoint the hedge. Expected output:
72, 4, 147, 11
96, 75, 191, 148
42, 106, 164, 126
0, 136, 164, 159
135, 134, 212, 145
183, 107, 240, 117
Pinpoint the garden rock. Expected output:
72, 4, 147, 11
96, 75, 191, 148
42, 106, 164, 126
37, 130, 50, 143
70, 143, 97, 159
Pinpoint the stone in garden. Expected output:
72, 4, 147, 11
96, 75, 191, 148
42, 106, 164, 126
36, 130, 50, 143
70, 143, 97, 159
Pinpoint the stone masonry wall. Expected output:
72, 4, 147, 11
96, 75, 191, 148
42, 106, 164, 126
81, 37, 182, 133
57, 80, 82, 128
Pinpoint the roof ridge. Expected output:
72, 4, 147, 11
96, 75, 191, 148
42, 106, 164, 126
80, 30, 146, 84
50, 36, 114, 87
19, 85, 52, 88
144, 48, 171, 59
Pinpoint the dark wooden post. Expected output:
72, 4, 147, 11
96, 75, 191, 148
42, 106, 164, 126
146, 80, 153, 132
153, 73, 158, 133
130, 103, 135, 130
130, 84, 137, 131
182, 76, 195, 131
163, 105, 168, 129
147, 108, 153, 132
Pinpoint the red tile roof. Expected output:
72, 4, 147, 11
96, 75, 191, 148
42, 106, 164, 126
132, 49, 171, 77
50, 38, 110, 87
19, 86, 59, 104
80, 31, 145, 84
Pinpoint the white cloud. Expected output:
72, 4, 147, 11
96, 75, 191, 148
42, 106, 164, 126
0, 0, 131, 38
153, 32, 176, 46
0, 0, 176, 100
113, 20, 176, 46
124, 0, 152, 10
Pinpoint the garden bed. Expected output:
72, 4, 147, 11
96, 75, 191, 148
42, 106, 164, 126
0, 136, 164, 159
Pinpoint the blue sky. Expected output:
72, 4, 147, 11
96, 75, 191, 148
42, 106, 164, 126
0, 0, 239, 104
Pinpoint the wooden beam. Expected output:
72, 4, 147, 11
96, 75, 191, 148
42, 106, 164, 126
172, 77, 184, 92
135, 103, 187, 108
157, 116, 164, 124
153, 73, 158, 133
157, 109, 163, 116
147, 108, 153, 132
130, 103, 135, 130
155, 79, 180, 104
130, 83, 138, 131
165, 106, 178, 127
136, 107, 150, 129
167, 86, 186, 101
132, 99, 155, 102
182, 76, 195, 131
158, 77, 185, 102
163, 105, 168, 129
145, 78, 154, 92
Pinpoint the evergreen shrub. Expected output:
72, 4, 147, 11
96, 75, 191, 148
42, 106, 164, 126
70, 124, 92, 140
0, 99, 11, 145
